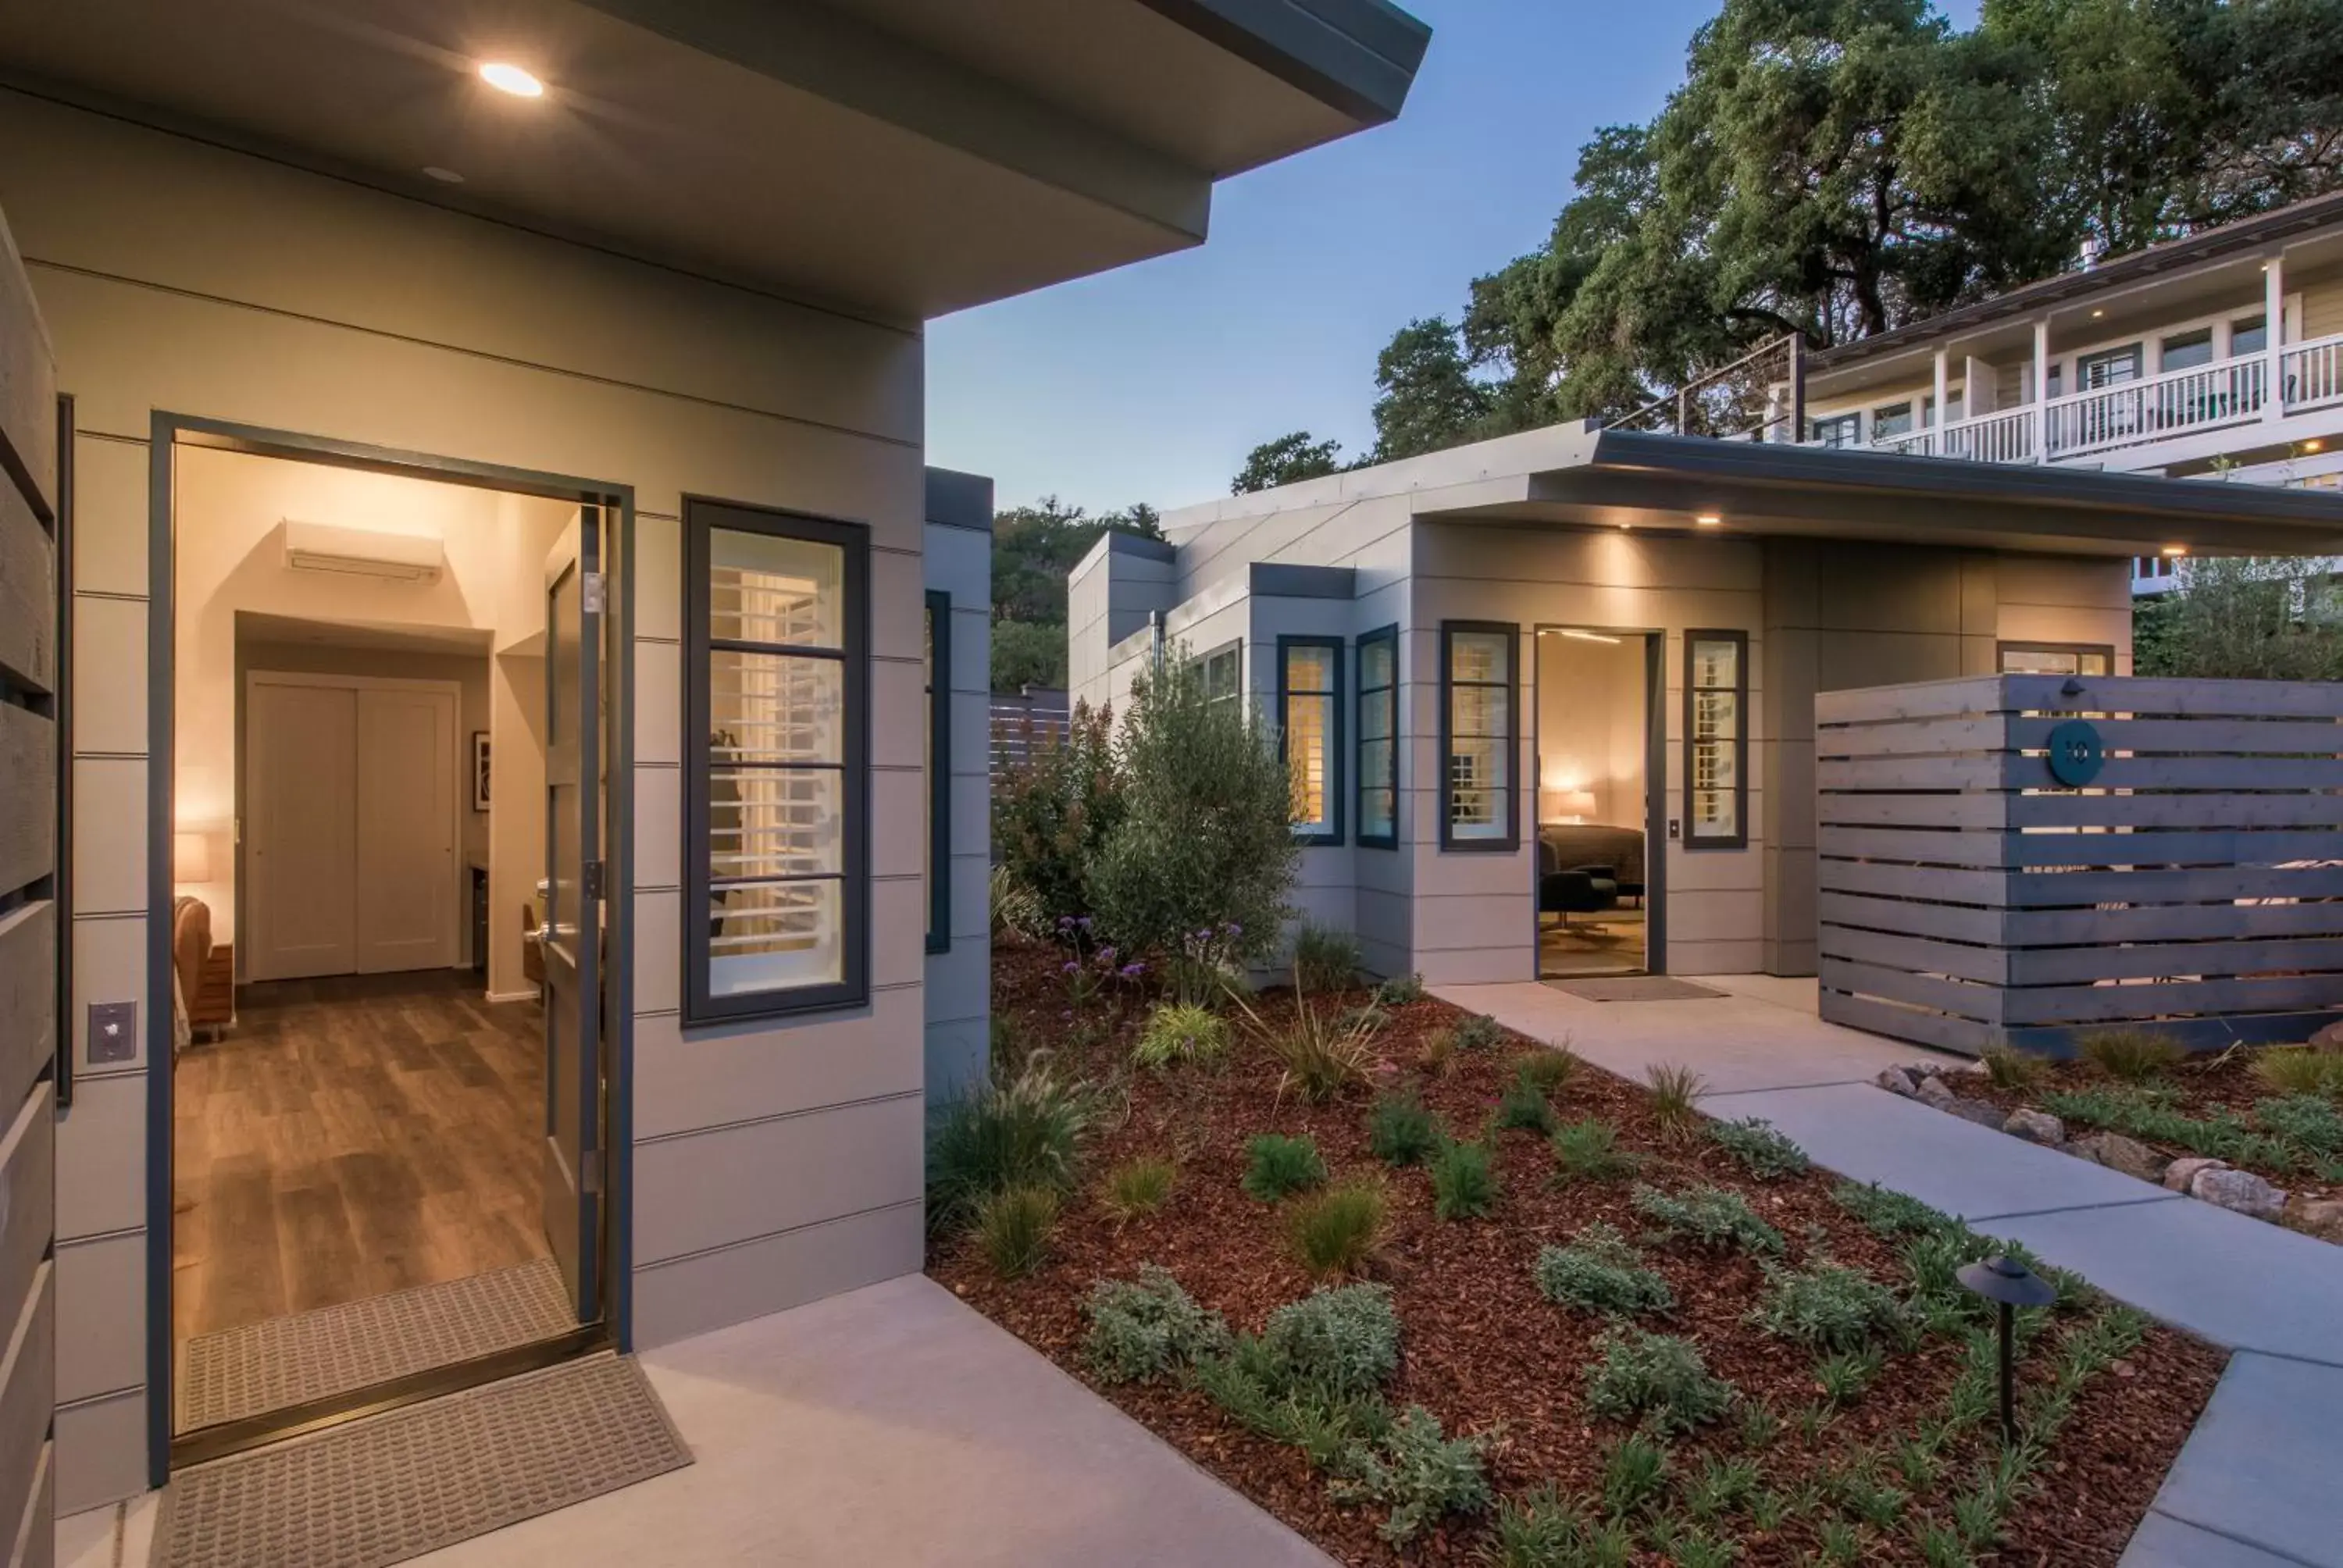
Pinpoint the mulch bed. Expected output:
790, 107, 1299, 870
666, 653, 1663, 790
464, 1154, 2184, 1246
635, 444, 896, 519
929, 938, 2225, 1566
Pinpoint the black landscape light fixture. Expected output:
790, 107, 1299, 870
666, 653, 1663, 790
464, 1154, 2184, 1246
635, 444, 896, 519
1958, 1255, 2057, 1443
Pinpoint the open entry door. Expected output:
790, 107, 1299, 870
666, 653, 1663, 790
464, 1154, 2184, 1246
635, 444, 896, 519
541, 508, 604, 1321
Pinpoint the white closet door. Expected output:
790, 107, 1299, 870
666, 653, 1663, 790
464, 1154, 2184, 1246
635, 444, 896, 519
247, 682, 359, 981
355, 686, 460, 973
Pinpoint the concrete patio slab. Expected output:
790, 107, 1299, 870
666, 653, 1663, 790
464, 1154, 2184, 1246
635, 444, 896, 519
1993, 1201, 2343, 1369
2121, 1353, 2343, 1568
1699, 1081, 2184, 1225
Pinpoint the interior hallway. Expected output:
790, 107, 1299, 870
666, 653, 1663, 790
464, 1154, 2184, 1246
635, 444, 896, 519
172, 971, 547, 1343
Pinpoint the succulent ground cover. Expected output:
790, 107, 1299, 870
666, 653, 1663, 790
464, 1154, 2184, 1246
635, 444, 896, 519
931, 937, 2223, 1566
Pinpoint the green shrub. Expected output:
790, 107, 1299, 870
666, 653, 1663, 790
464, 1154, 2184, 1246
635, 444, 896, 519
1682, 1455, 1759, 1523
1085, 652, 1298, 965
1291, 921, 1363, 993
2042, 1085, 2303, 1172
1831, 1180, 1955, 1238
987, 862, 1044, 939
1485, 1484, 1633, 1568
1981, 1042, 2049, 1092
2256, 1093, 2343, 1157
925, 1055, 1090, 1234
1632, 1182, 1785, 1255
1751, 1260, 1909, 1352
1599, 1433, 1671, 1518
991, 700, 1122, 937
1513, 1046, 1580, 1093
1132, 1003, 1229, 1070
1814, 1346, 1885, 1404
1372, 972, 1426, 1008
1446, 1013, 1507, 1053
1100, 1154, 1176, 1219
1366, 1093, 1442, 1167
2078, 1025, 2184, 1082
1287, 1180, 1388, 1277
1257, 1281, 1401, 1400
1552, 1117, 1640, 1183
1706, 1117, 1809, 1179
2254, 1046, 2343, 1100
1429, 1139, 1500, 1220
1242, 1133, 1328, 1201
1585, 1329, 1734, 1434
1645, 1062, 1706, 1142
975, 1185, 1058, 1278
1495, 1071, 1560, 1135
1082, 1265, 1229, 1382
1332, 1406, 1492, 1545
1251, 995, 1377, 1102
1535, 1223, 1673, 1317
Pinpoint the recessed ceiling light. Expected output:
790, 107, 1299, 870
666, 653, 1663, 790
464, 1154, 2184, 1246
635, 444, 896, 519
2306, 439, 2326, 453
2091, 308, 2105, 319
422, 166, 465, 184
1695, 513, 1723, 526
480, 62, 544, 98
2161, 544, 2188, 558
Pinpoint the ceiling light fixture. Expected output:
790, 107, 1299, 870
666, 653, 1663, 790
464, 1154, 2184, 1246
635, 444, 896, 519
1695, 513, 1723, 526
1560, 629, 1623, 644
480, 62, 545, 98
2161, 544, 2188, 558
2306, 439, 2326, 453
422, 166, 465, 184
2091, 308, 2105, 318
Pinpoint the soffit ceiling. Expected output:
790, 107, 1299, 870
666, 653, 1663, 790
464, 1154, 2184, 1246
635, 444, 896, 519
0, 0, 1407, 320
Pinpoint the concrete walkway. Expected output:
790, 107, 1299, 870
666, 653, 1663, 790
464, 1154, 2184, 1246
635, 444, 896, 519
60, 1274, 1332, 1568
1442, 977, 2343, 1568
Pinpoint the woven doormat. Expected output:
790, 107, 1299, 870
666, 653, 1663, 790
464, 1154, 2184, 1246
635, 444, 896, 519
178, 1259, 573, 1433
1546, 976, 1727, 1003
156, 1354, 690, 1568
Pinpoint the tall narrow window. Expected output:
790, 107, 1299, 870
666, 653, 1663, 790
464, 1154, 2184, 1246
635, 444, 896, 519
1356, 625, 1398, 849
1810, 413, 1860, 449
1200, 640, 1243, 713
1683, 630, 1746, 850
1279, 636, 1342, 845
685, 500, 868, 1021
1440, 622, 1517, 850
925, 590, 950, 955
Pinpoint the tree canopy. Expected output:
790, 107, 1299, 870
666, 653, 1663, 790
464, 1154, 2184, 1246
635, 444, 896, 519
1232, 431, 1346, 493
990, 496, 1162, 690
1257, 0, 2343, 461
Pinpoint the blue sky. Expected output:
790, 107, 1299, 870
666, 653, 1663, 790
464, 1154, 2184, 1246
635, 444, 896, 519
928, 0, 1978, 516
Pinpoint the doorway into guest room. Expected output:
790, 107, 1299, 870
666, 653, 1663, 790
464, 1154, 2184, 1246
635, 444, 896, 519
1533, 626, 1660, 978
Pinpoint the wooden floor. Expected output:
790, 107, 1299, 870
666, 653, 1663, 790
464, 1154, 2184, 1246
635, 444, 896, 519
1539, 906, 1649, 978
173, 970, 549, 1343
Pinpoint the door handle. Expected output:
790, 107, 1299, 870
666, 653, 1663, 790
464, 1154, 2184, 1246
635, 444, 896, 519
537, 921, 555, 948
536, 878, 551, 900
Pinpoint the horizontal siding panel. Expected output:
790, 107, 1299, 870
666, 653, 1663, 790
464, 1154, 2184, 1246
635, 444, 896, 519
632, 1093, 923, 1266
0, 1088, 52, 1350
0, 1262, 52, 1567
1820, 956, 2002, 1024
1818, 991, 1999, 1054
0, 705, 53, 896
1814, 677, 2005, 725
2007, 935, 2343, 986
0, 207, 55, 519
2007, 899, 2343, 946
2005, 864, 2343, 907
9, 1438, 48, 1568
631, 1201, 920, 1349
2006, 792, 2343, 831
2002, 973, 2343, 1026
1819, 925, 2006, 985
1817, 716, 2006, 757
1821, 825, 2343, 870
2003, 716, 2343, 754
1817, 858, 2007, 905
1820, 892, 2003, 946
0, 477, 52, 693
1817, 792, 2006, 829
0, 905, 52, 1116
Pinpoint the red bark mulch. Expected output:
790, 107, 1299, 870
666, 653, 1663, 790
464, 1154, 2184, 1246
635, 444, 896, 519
931, 939, 2224, 1566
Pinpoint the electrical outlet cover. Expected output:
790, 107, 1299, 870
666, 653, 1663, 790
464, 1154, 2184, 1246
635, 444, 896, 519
88, 1000, 137, 1064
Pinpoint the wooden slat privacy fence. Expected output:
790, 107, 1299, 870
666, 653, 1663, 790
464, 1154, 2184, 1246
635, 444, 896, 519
990, 686, 1069, 773
1817, 673, 2343, 1056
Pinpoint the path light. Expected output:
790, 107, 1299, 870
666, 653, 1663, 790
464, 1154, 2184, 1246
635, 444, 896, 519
1958, 1255, 2056, 1443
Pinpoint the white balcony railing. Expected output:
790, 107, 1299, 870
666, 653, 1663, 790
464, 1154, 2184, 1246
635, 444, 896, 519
1874, 404, 2040, 464
2286, 334, 2343, 415
2043, 356, 2268, 460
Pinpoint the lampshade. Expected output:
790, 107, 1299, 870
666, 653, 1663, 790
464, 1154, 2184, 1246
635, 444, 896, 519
1541, 787, 1599, 822
173, 832, 211, 885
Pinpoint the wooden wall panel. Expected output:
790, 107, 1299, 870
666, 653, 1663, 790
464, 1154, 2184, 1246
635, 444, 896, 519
0, 905, 51, 1117
0, 706, 53, 897
0, 479, 52, 694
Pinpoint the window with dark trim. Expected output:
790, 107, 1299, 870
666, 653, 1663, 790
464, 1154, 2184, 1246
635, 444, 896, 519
1200, 639, 1243, 712
925, 590, 950, 955
1439, 622, 1517, 850
1356, 625, 1398, 849
1278, 636, 1343, 845
684, 498, 869, 1021
1811, 412, 1860, 449
2078, 345, 2143, 389
1683, 629, 1747, 850
1998, 642, 2113, 677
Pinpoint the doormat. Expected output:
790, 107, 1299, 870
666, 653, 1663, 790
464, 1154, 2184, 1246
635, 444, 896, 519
155, 1353, 690, 1568
178, 1257, 573, 1433
1546, 976, 1727, 1003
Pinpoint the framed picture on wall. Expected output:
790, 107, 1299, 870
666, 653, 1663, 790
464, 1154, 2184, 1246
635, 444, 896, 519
472, 730, 490, 812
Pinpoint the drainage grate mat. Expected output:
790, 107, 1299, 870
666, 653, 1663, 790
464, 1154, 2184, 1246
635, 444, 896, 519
156, 1353, 690, 1568
1545, 976, 1727, 1002
178, 1259, 575, 1433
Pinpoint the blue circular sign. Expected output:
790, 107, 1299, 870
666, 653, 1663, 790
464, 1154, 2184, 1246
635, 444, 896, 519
2045, 720, 2104, 787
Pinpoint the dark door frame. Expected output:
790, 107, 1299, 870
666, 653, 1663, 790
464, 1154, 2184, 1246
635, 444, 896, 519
1529, 623, 1668, 978
145, 414, 637, 1484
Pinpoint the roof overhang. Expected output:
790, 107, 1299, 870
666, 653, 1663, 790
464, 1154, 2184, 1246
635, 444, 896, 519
1414, 430, 2343, 558
0, 0, 1427, 323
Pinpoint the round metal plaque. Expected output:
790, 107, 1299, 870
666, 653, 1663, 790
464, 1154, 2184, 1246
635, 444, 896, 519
2045, 719, 2104, 787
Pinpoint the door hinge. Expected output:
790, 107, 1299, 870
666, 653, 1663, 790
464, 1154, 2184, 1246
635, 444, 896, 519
583, 859, 605, 900
582, 570, 607, 615
581, 1149, 603, 1195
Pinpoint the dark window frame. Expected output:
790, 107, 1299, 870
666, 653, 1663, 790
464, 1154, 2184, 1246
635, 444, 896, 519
1355, 623, 1399, 850
925, 589, 950, 956
1277, 634, 1344, 846
1681, 629, 1749, 852
1200, 637, 1243, 711
1438, 620, 1519, 853
1996, 640, 2115, 676
683, 497, 871, 1024
1811, 412, 1860, 449
2078, 344, 2144, 389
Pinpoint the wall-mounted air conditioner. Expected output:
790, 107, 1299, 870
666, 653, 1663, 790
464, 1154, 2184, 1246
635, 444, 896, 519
281, 519, 445, 582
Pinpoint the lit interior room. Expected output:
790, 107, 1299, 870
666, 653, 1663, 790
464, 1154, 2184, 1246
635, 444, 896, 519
1534, 626, 1655, 978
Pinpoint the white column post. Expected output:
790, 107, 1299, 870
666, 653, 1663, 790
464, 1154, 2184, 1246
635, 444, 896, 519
1933, 348, 1950, 434
2033, 318, 2052, 460
2266, 251, 2287, 422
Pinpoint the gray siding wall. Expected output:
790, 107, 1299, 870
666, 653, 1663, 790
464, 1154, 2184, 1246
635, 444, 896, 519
924, 479, 993, 1103
2, 89, 929, 1508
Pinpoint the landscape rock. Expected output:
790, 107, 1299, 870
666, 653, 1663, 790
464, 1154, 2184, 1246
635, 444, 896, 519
2003, 1109, 2065, 1146
2189, 1166, 2288, 1221
2163, 1156, 2227, 1193
1944, 1099, 2010, 1129
1914, 1074, 1958, 1108
2287, 1197, 2343, 1242
2070, 1133, 2167, 1183
1875, 1067, 1917, 1098
2309, 1021, 2343, 1050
